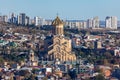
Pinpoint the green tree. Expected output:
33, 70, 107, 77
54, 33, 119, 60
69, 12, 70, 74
27, 74, 36, 80
103, 59, 109, 65
0, 57, 4, 66
79, 51, 85, 58
94, 74, 105, 80
19, 70, 31, 79
32, 69, 39, 74
43, 77, 48, 80
104, 52, 112, 59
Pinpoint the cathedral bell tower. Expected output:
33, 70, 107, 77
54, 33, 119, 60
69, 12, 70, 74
48, 16, 76, 62
52, 16, 64, 35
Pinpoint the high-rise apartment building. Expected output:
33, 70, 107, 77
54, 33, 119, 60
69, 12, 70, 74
17, 15, 21, 24
65, 21, 87, 29
105, 16, 112, 29
17, 13, 30, 25
105, 16, 117, 29
44, 20, 52, 25
83, 21, 87, 29
17, 13, 26, 25
25, 16, 30, 25
87, 19, 93, 28
3, 15, 8, 22
34, 16, 40, 26
21, 13, 26, 25
40, 18, 45, 26
34, 17, 45, 26
111, 16, 117, 29
29, 19, 35, 25
0, 15, 8, 22
92, 16, 99, 28
9, 13, 17, 24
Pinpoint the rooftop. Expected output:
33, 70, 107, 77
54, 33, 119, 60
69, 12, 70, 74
52, 16, 63, 26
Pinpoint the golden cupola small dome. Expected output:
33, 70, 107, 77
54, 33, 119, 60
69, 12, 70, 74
52, 16, 63, 26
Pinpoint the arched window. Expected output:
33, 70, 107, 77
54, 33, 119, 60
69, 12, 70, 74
56, 39, 60, 45
56, 46, 60, 52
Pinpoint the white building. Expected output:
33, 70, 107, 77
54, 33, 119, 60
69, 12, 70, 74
17, 13, 26, 25
3, 15, 8, 22
105, 16, 111, 29
9, 13, 17, 24
105, 16, 117, 29
65, 21, 87, 29
92, 16, 99, 28
17, 15, 21, 24
18, 13, 26, 25
25, 16, 30, 25
76, 22, 80, 29
87, 19, 93, 28
34, 17, 45, 26
83, 21, 87, 29
44, 20, 52, 25
79, 22, 83, 29
111, 16, 117, 29
114, 49, 120, 57
34, 16, 40, 26
40, 18, 45, 26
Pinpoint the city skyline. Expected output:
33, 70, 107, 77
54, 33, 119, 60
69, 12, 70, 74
0, 0, 120, 20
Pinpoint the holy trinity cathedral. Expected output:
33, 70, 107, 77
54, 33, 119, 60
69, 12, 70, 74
48, 16, 76, 62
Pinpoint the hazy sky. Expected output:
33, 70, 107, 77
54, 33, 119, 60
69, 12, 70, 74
0, 0, 120, 20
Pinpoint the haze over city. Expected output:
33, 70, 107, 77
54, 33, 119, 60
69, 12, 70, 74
0, 0, 120, 20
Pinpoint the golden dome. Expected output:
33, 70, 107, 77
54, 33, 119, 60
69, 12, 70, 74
52, 16, 63, 26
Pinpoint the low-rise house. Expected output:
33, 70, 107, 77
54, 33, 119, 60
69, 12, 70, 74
114, 49, 120, 57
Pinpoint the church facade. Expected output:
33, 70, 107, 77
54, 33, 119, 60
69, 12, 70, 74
48, 16, 76, 62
